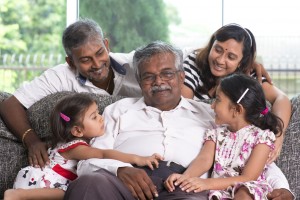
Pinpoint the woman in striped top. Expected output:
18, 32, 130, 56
181, 23, 291, 176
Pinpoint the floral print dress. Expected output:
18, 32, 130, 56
13, 140, 88, 191
205, 125, 275, 200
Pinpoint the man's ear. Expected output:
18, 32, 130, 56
66, 56, 76, 70
103, 38, 110, 53
179, 71, 185, 87
70, 126, 84, 138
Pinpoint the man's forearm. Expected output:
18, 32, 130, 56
0, 95, 34, 142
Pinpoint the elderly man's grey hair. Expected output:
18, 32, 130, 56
62, 18, 104, 57
133, 41, 183, 83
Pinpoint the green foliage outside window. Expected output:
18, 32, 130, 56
0, 0, 66, 92
0, 0, 66, 55
0, 0, 174, 92
79, 0, 170, 52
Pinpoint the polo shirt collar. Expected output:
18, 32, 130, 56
110, 56, 126, 75
75, 56, 127, 86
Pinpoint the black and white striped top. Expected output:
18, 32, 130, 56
183, 51, 210, 100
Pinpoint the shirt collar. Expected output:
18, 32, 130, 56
75, 56, 127, 86
76, 73, 87, 86
178, 97, 202, 113
131, 96, 201, 113
110, 56, 127, 75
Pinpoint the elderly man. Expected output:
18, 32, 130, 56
64, 41, 293, 200
65, 41, 213, 199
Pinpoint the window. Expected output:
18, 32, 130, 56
0, 0, 66, 93
1, 0, 299, 97
79, 0, 300, 97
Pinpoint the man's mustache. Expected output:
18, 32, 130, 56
150, 85, 171, 93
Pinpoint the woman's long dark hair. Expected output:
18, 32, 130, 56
196, 24, 256, 96
220, 73, 283, 136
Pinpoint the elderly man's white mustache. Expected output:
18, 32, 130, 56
150, 85, 171, 93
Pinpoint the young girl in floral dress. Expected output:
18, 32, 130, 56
165, 73, 283, 200
4, 93, 162, 200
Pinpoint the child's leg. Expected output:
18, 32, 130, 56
4, 188, 65, 200
234, 186, 254, 200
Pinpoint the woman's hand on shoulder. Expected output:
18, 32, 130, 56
267, 135, 284, 164
252, 62, 272, 85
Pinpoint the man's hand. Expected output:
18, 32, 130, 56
267, 188, 294, 200
117, 167, 158, 200
26, 137, 49, 168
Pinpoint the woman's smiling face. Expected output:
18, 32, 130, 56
208, 38, 244, 77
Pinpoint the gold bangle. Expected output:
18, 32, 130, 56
22, 128, 33, 147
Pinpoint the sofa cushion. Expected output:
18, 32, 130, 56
0, 92, 11, 102
0, 92, 18, 141
276, 95, 300, 196
0, 92, 27, 198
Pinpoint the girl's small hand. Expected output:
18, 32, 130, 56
180, 177, 207, 193
135, 153, 163, 170
164, 173, 189, 192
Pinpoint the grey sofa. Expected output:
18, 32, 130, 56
0, 91, 299, 199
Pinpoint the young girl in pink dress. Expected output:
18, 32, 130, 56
165, 73, 283, 200
4, 93, 162, 200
